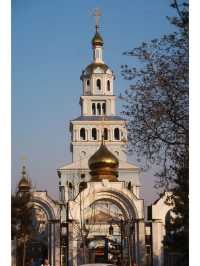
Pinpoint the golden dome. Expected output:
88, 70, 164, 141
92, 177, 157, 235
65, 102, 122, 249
18, 166, 31, 192
88, 143, 119, 182
92, 29, 103, 46
18, 177, 30, 191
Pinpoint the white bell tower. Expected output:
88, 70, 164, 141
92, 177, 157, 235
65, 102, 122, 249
69, 11, 129, 164
58, 10, 141, 203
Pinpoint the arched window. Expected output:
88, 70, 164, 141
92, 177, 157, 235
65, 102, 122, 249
128, 182, 132, 191
68, 182, 73, 189
114, 128, 120, 140
96, 79, 101, 90
92, 128, 97, 140
115, 151, 119, 156
97, 103, 101, 115
81, 151, 86, 158
107, 80, 110, 91
81, 173, 85, 179
86, 79, 90, 91
92, 103, 96, 115
102, 103, 106, 115
80, 128, 86, 140
79, 181, 87, 192
104, 128, 108, 140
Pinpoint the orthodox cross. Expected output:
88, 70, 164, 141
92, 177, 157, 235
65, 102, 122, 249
20, 155, 27, 166
92, 8, 101, 29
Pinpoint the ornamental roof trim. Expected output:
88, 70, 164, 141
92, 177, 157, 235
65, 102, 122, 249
58, 158, 139, 171
71, 115, 126, 122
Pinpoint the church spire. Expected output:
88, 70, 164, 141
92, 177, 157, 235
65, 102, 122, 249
92, 8, 104, 63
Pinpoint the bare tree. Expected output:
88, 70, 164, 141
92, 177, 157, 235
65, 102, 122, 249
120, 1, 189, 261
120, 1, 188, 189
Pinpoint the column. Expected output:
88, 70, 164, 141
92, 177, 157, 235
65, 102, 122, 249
68, 221, 78, 266
73, 130, 76, 142
49, 220, 61, 266
72, 222, 78, 266
152, 220, 164, 266
137, 219, 146, 266
77, 128, 80, 141
86, 129, 88, 141
48, 223, 52, 264
55, 222, 61, 266
50, 221, 55, 266
88, 128, 90, 141
110, 127, 113, 141
108, 128, 111, 141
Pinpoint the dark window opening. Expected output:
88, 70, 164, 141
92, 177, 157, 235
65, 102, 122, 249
107, 80, 110, 91
97, 103, 101, 115
92, 103, 96, 115
97, 79, 101, 90
104, 128, 108, 140
128, 182, 132, 191
81, 174, 85, 179
87, 80, 90, 86
80, 128, 86, 140
79, 181, 87, 192
114, 128, 120, 140
68, 182, 73, 189
102, 103, 106, 115
92, 128, 97, 140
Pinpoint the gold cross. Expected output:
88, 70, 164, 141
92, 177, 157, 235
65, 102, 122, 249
20, 155, 27, 164
92, 8, 101, 28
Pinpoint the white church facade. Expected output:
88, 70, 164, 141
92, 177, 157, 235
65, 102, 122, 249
13, 15, 174, 266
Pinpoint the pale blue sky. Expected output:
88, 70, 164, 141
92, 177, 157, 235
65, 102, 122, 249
12, 0, 176, 205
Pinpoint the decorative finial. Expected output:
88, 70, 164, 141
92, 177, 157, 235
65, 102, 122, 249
20, 155, 27, 164
92, 8, 101, 30
20, 155, 28, 178
22, 165, 27, 178
101, 134, 105, 145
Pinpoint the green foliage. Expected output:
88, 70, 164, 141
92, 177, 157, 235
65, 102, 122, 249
11, 192, 33, 239
11, 191, 33, 266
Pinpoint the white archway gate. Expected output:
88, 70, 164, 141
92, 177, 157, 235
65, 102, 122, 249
68, 181, 146, 266
31, 191, 61, 266
148, 192, 174, 266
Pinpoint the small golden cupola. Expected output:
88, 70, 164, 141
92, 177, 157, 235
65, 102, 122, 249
18, 165, 31, 192
92, 28, 104, 47
88, 138, 119, 182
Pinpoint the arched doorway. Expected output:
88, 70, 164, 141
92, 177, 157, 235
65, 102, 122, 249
83, 199, 136, 265
27, 192, 61, 266
69, 185, 142, 266
25, 206, 49, 266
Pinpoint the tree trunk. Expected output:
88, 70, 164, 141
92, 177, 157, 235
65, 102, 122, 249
22, 237, 26, 266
